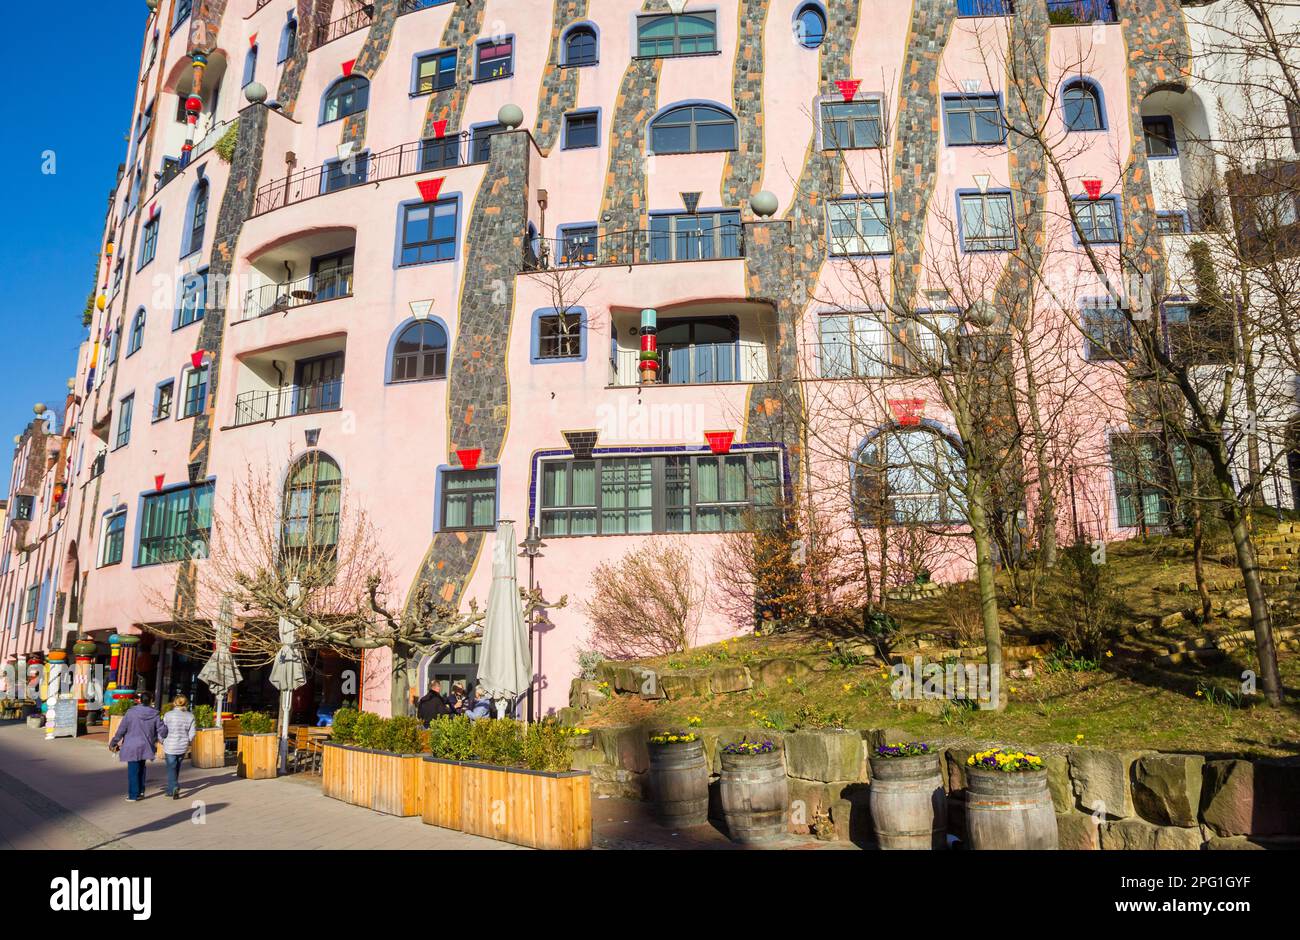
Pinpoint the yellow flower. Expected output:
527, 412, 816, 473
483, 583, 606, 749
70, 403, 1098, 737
1104, 651, 1114, 658
785, 677, 793, 685
1195, 690, 1204, 697
842, 682, 853, 692
1009, 686, 1018, 694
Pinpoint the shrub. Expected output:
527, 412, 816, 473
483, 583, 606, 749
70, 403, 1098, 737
193, 705, 215, 730
576, 650, 605, 681
331, 707, 359, 744
108, 699, 134, 717
427, 715, 474, 761
352, 711, 384, 749
522, 721, 575, 772
584, 540, 704, 658
239, 711, 276, 734
470, 719, 525, 767
1044, 542, 1122, 659
376, 716, 424, 754
214, 120, 239, 163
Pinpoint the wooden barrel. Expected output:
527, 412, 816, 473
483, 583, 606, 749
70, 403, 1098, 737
868, 754, 948, 850
964, 768, 1058, 850
647, 739, 709, 828
191, 727, 225, 768
719, 749, 789, 844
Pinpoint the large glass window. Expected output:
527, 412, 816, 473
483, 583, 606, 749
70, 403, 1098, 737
177, 269, 208, 328
648, 210, 742, 262
322, 76, 369, 124
540, 451, 780, 536
1076, 197, 1120, 243
959, 192, 1015, 250
821, 100, 882, 149
637, 12, 718, 57
649, 105, 736, 154
1081, 303, 1131, 360
441, 469, 497, 531
657, 316, 739, 384
820, 313, 887, 378
564, 25, 598, 66
138, 482, 215, 566
828, 197, 891, 255
391, 320, 448, 382
400, 198, 458, 265
282, 452, 342, 555
943, 94, 1005, 145
852, 429, 965, 525
1062, 80, 1103, 131
182, 366, 208, 417
1112, 434, 1191, 528
102, 512, 126, 567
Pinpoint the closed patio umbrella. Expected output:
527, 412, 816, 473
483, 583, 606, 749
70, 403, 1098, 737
269, 580, 307, 773
475, 521, 532, 720
197, 596, 242, 725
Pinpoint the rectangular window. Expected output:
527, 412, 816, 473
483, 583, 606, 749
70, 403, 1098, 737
958, 0, 1014, 14
440, 468, 498, 531
821, 99, 883, 150
420, 135, 461, 171
470, 123, 506, 163
1076, 197, 1120, 243
154, 381, 174, 421
819, 313, 944, 377
828, 197, 891, 255
182, 366, 208, 418
23, 585, 39, 623
1082, 303, 1131, 361
959, 191, 1016, 250
540, 451, 781, 536
115, 394, 134, 449
415, 49, 457, 94
400, 198, 458, 265
559, 224, 598, 264
637, 12, 718, 58
139, 216, 159, 267
474, 38, 513, 81
1143, 115, 1177, 157
1112, 434, 1190, 528
1155, 211, 1189, 235
177, 269, 208, 328
563, 111, 599, 150
321, 154, 369, 193
138, 482, 214, 566
648, 211, 742, 262
537, 312, 583, 359
13, 495, 34, 521
101, 511, 127, 566
112, 258, 125, 296
943, 95, 1005, 145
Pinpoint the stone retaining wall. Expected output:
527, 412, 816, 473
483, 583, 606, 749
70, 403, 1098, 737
576, 724, 1300, 850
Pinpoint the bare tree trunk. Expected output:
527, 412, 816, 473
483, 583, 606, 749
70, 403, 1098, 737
1221, 479, 1283, 705
967, 486, 1005, 711
1191, 504, 1213, 623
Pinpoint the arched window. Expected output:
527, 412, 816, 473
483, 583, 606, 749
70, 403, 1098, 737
649, 104, 737, 154
1062, 79, 1104, 132
242, 45, 258, 88
282, 452, 342, 555
127, 308, 146, 356
183, 179, 209, 257
321, 75, 369, 124
851, 427, 965, 525
278, 16, 298, 64
390, 320, 448, 382
795, 4, 827, 48
563, 24, 598, 66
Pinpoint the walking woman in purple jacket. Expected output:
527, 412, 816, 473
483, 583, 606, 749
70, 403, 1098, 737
108, 692, 166, 801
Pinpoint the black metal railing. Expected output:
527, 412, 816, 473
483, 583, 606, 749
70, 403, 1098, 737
313, 4, 373, 49
523, 225, 746, 272
233, 379, 343, 427
1046, 0, 1118, 24
88, 451, 106, 480
250, 134, 478, 217
242, 265, 354, 320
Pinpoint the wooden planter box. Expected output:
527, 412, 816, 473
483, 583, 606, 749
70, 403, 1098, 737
321, 743, 423, 817
421, 757, 592, 850
192, 727, 226, 768
108, 714, 124, 740
236, 733, 279, 779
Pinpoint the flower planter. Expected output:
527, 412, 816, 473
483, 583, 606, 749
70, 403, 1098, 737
719, 749, 789, 844
108, 714, 124, 740
647, 739, 709, 828
321, 743, 423, 817
868, 753, 948, 850
421, 757, 591, 850
191, 727, 226, 768
236, 732, 279, 780
964, 768, 1058, 850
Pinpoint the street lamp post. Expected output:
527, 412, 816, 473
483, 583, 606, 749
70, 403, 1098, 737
518, 524, 546, 723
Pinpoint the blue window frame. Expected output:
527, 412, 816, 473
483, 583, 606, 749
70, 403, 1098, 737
389, 319, 449, 383
1062, 79, 1104, 131
532, 307, 588, 363
1081, 301, 1131, 360
136, 482, 214, 567
795, 4, 827, 48
437, 467, 499, 532
958, 190, 1016, 251
650, 104, 736, 154
176, 269, 208, 328
420, 135, 461, 170
563, 24, 598, 66
138, 215, 159, 269
1143, 115, 1177, 157
943, 94, 1005, 145
22, 585, 39, 623
101, 511, 127, 567
558, 224, 598, 264
115, 394, 134, 449
637, 12, 718, 57
321, 76, 369, 124
278, 16, 298, 64
127, 308, 146, 356
562, 110, 600, 150
182, 178, 209, 257
399, 198, 458, 265
242, 46, 258, 88
153, 379, 174, 421
321, 153, 369, 193
182, 366, 208, 418
1074, 195, 1122, 244
821, 99, 883, 149
414, 49, 457, 94
474, 37, 514, 81
1156, 210, 1191, 235
828, 196, 891, 255
171, 0, 192, 31
957, 0, 1014, 15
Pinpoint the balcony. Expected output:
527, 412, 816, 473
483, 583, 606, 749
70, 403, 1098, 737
1046, 1, 1118, 24
312, 3, 373, 49
242, 264, 353, 320
233, 379, 344, 427
608, 302, 774, 388
250, 135, 478, 217
525, 220, 745, 273
240, 229, 355, 322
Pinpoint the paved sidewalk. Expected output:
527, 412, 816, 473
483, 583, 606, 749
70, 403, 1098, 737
0, 722, 519, 851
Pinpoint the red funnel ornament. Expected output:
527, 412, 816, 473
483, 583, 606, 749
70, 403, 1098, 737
888, 399, 926, 427
191, 350, 206, 369
154, 474, 166, 492
1083, 179, 1103, 201
705, 431, 735, 455
835, 79, 861, 103
417, 178, 445, 202
456, 449, 481, 471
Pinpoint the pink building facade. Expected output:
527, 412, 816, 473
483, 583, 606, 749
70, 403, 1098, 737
2, 0, 1247, 716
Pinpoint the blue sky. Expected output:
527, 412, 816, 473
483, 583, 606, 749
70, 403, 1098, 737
0, 8, 145, 492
